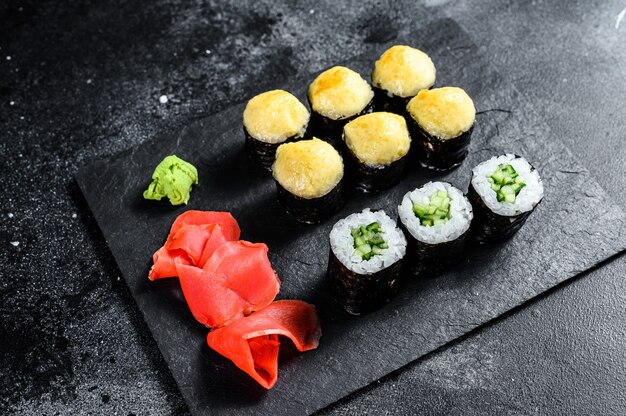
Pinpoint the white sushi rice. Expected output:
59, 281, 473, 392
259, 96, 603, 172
330, 209, 406, 275
471, 154, 544, 216
398, 182, 473, 245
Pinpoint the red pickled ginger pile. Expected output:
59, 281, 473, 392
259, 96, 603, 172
148, 210, 321, 389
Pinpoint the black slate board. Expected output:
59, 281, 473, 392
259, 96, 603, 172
76, 19, 626, 416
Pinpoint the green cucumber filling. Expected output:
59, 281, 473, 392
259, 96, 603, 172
487, 163, 526, 203
351, 222, 387, 261
413, 190, 451, 226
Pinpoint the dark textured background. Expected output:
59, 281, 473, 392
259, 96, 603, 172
75, 19, 626, 414
1, 0, 625, 414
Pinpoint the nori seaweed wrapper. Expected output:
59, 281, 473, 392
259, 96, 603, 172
275, 180, 344, 224
407, 117, 473, 171
467, 182, 539, 243
328, 248, 403, 315
343, 144, 408, 193
244, 127, 302, 171
372, 87, 411, 117
399, 221, 468, 278
307, 99, 374, 149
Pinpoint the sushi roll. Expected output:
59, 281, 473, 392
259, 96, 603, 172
328, 209, 407, 315
371, 45, 436, 115
342, 112, 411, 192
243, 89, 310, 170
308, 66, 374, 147
406, 87, 476, 171
468, 154, 544, 242
398, 182, 473, 277
272, 138, 344, 224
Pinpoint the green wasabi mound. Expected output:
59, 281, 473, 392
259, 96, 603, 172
143, 155, 198, 205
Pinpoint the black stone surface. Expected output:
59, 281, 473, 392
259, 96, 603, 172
3, 1, 626, 415
74, 20, 626, 416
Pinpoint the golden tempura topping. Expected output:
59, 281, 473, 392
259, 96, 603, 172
372, 45, 436, 98
308, 66, 374, 120
407, 87, 475, 140
343, 112, 411, 165
272, 138, 344, 199
243, 90, 310, 143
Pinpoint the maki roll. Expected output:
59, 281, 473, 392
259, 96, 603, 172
398, 182, 473, 277
342, 112, 411, 192
406, 87, 476, 171
328, 209, 407, 315
371, 45, 436, 115
308, 66, 374, 147
272, 138, 344, 224
243, 89, 310, 170
468, 154, 544, 242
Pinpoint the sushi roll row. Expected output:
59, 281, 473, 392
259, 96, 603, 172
268, 111, 413, 224
328, 155, 543, 315
327, 183, 471, 315
242, 44, 476, 173
241, 46, 539, 234
242, 65, 376, 168
371, 44, 475, 170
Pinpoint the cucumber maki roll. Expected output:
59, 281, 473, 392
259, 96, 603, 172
272, 138, 344, 224
328, 209, 407, 315
308, 66, 374, 148
468, 154, 544, 242
398, 182, 473, 277
372, 45, 436, 116
342, 112, 411, 193
406, 87, 475, 171
243, 89, 310, 170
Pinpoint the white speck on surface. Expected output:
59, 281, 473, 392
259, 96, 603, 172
616, 8, 626, 29
205, 49, 211, 54
86, 78, 93, 84
309, 9, 315, 14
8, 213, 14, 218
6, 56, 11, 60
159, 95, 168, 104
20, 116, 24, 120
72, 213, 77, 218
9, 101, 14, 106
10, 241, 19, 247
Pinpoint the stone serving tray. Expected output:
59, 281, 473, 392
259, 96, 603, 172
76, 19, 626, 416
